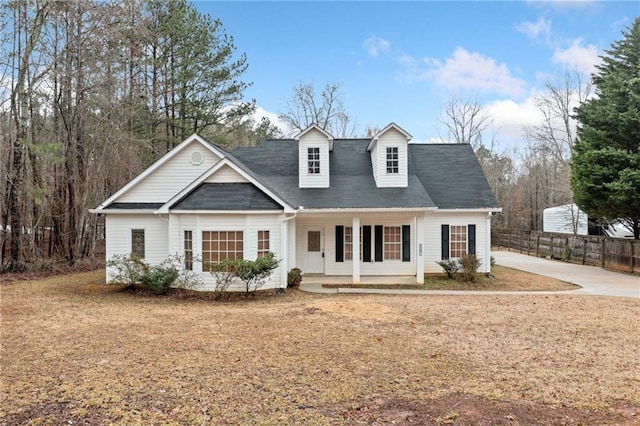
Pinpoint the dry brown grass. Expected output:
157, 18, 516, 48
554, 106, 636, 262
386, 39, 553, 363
324, 265, 580, 291
1, 270, 639, 425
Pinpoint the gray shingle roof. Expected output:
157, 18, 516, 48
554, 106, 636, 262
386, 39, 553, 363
171, 183, 283, 211
105, 202, 165, 210
231, 139, 498, 210
409, 144, 499, 209
233, 139, 435, 209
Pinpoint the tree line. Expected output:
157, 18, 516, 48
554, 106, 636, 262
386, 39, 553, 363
1, 1, 637, 272
0, 0, 281, 271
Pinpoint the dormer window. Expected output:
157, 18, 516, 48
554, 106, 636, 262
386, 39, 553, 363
308, 147, 320, 174
386, 147, 399, 174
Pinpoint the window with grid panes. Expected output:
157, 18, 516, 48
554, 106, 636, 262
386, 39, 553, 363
202, 231, 244, 272
344, 227, 353, 260
384, 226, 401, 260
386, 147, 399, 173
184, 230, 193, 270
308, 147, 320, 174
450, 225, 467, 258
257, 230, 270, 258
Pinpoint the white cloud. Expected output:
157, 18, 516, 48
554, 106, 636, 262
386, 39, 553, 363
482, 95, 543, 144
406, 47, 529, 98
516, 17, 552, 41
552, 39, 601, 75
363, 36, 390, 58
252, 106, 291, 135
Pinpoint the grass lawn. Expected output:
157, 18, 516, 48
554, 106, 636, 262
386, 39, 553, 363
1, 270, 639, 425
322, 265, 580, 291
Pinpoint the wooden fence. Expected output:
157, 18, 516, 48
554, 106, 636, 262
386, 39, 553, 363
492, 229, 640, 274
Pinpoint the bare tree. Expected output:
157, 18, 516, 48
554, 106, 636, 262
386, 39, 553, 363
2, 0, 50, 271
279, 82, 357, 137
516, 70, 592, 232
524, 70, 592, 165
438, 95, 492, 150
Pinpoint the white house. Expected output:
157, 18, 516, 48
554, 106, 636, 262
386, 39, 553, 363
91, 123, 501, 291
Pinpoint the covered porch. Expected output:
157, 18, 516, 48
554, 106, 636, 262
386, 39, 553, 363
285, 210, 429, 284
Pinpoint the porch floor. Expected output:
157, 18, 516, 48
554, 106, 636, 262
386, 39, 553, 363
300, 275, 417, 285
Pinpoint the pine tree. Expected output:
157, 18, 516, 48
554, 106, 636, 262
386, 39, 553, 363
571, 18, 640, 239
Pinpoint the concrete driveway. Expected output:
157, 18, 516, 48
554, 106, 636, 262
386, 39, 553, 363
495, 250, 639, 299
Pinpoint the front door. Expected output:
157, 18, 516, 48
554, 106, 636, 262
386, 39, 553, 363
305, 229, 324, 274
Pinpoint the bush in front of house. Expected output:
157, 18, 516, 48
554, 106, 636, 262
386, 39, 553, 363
435, 259, 459, 279
436, 254, 482, 282
107, 253, 202, 295
207, 252, 280, 296
209, 258, 241, 298
235, 252, 280, 294
458, 253, 481, 282
287, 267, 302, 288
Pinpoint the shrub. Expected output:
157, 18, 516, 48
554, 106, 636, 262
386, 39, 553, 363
209, 258, 241, 297
459, 253, 482, 282
235, 252, 280, 294
163, 254, 203, 291
140, 264, 179, 295
287, 267, 302, 288
107, 253, 202, 295
436, 259, 459, 279
106, 253, 146, 286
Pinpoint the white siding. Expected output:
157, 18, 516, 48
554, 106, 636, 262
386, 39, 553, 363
423, 211, 491, 273
174, 213, 283, 291
105, 214, 169, 281
298, 129, 330, 188
371, 128, 408, 188
543, 204, 588, 235
205, 164, 249, 183
118, 142, 221, 203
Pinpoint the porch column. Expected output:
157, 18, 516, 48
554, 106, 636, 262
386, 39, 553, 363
352, 216, 360, 284
486, 213, 492, 274
280, 216, 288, 288
416, 214, 425, 283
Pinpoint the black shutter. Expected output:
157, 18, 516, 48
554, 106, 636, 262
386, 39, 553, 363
468, 224, 476, 255
441, 224, 449, 259
362, 226, 372, 262
374, 225, 383, 262
402, 225, 410, 262
335, 226, 344, 262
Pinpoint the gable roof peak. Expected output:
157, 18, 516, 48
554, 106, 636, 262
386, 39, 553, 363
367, 122, 412, 151
294, 124, 335, 141
373, 122, 412, 141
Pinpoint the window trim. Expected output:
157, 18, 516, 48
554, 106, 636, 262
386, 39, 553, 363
386, 146, 399, 174
307, 147, 320, 174
131, 229, 145, 259
184, 230, 193, 270
257, 230, 270, 258
450, 225, 467, 258
441, 224, 476, 260
383, 226, 402, 260
202, 231, 244, 272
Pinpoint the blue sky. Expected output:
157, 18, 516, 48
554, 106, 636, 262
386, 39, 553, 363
195, 1, 638, 147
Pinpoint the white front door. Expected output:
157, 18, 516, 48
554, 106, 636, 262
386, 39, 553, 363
304, 229, 324, 274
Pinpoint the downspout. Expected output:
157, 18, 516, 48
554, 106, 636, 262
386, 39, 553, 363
280, 210, 299, 290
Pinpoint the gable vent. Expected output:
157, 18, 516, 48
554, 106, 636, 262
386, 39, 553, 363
190, 151, 204, 165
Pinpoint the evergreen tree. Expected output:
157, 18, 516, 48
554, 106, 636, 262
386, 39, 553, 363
572, 18, 640, 239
